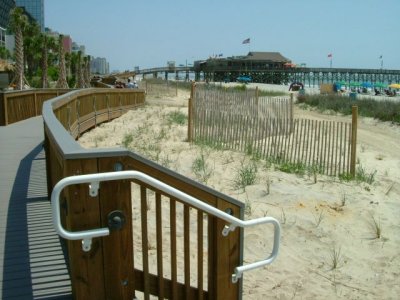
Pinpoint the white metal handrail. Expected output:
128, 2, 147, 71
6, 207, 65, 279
51, 170, 280, 283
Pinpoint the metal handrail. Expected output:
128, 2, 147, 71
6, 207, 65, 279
51, 170, 280, 283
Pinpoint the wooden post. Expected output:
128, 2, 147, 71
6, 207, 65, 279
64, 158, 106, 300
289, 93, 294, 134
4, 93, 8, 125
188, 82, 195, 142
0, 92, 6, 125
34, 91, 38, 116
98, 157, 135, 300
350, 105, 358, 177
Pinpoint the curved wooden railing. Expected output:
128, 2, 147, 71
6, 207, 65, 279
0, 89, 71, 125
42, 88, 244, 300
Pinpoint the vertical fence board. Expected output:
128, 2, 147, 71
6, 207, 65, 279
170, 199, 178, 299
197, 210, 204, 300
140, 186, 150, 300
155, 193, 165, 299
64, 158, 106, 300
98, 157, 135, 300
184, 205, 191, 298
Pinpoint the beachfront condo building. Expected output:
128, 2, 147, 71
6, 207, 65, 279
91, 57, 110, 75
0, 0, 16, 48
16, 0, 44, 32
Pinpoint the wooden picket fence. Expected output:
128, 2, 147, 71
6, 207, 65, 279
190, 85, 357, 176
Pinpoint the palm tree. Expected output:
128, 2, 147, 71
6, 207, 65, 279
23, 22, 41, 79
83, 56, 91, 88
41, 34, 49, 88
76, 51, 85, 88
9, 7, 28, 90
0, 46, 11, 60
56, 35, 69, 88
65, 51, 78, 88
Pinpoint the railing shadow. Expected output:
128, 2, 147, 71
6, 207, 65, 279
2, 143, 72, 299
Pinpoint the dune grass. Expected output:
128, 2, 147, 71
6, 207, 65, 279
299, 94, 400, 124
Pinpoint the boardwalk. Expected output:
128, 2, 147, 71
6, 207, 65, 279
0, 117, 72, 299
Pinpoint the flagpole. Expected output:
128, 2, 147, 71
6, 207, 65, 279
328, 53, 333, 68
242, 38, 251, 54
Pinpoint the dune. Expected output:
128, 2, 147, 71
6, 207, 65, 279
78, 85, 400, 299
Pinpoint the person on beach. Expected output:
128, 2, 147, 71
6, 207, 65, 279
127, 78, 135, 88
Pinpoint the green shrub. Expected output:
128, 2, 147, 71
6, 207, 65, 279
300, 94, 400, 124
339, 165, 377, 184
278, 161, 307, 175
122, 133, 134, 148
192, 152, 213, 184
167, 110, 187, 125
234, 161, 258, 189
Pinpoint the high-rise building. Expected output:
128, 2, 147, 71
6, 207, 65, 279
72, 42, 86, 56
15, 0, 44, 32
91, 57, 109, 75
0, 0, 16, 29
62, 35, 72, 53
0, 0, 16, 48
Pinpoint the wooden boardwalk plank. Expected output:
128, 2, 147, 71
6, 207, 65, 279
0, 117, 72, 299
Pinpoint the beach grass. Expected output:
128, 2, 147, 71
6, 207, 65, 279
299, 94, 400, 124
234, 160, 258, 190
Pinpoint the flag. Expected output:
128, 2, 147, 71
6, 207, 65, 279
327, 53, 332, 58
218, 53, 223, 57
379, 55, 383, 59
242, 38, 250, 44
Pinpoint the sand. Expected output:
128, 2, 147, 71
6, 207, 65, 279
79, 85, 400, 299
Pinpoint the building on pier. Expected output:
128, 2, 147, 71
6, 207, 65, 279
191, 51, 400, 86
194, 51, 292, 83
137, 53, 400, 86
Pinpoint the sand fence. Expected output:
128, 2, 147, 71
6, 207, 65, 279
189, 85, 357, 176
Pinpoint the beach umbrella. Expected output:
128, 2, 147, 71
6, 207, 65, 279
335, 80, 346, 86
373, 82, 387, 88
361, 82, 373, 88
349, 81, 361, 87
388, 83, 400, 89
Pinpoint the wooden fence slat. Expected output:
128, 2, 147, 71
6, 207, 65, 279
312, 120, 317, 166
197, 210, 204, 300
327, 121, 332, 175
307, 119, 312, 166
339, 122, 343, 175
155, 193, 164, 299
170, 198, 178, 299
141, 186, 150, 300
184, 205, 191, 298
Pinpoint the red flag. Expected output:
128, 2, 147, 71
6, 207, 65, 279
242, 38, 250, 44
327, 53, 333, 58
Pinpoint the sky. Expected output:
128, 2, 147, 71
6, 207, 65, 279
45, 0, 400, 72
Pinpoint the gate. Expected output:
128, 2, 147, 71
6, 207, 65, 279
51, 170, 280, 299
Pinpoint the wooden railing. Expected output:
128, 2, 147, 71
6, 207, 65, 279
0, 89, 71, 125
41, 88, 244, 299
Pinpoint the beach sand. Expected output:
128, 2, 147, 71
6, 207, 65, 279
79, 85, 400, 299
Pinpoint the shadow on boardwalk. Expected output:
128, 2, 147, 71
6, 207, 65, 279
1, 142, 72, 299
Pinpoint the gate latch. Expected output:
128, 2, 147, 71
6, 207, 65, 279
107, 210, 126, 231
